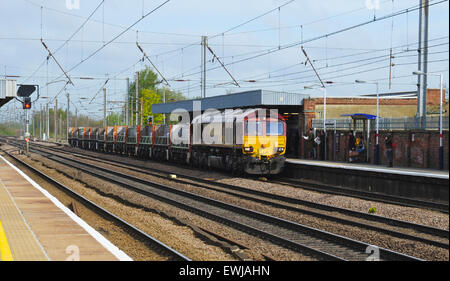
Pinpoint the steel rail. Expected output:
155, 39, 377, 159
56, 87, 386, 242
21, 145, 423, 261
0, 147, 191, 261
31, 142, 449, 241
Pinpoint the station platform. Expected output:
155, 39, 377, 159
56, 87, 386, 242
286, 159, 449, 180
0, 155, 132, 261
284, 158, 449, 205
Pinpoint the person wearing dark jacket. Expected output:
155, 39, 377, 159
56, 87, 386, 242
319, 131, 325, 160
303, 128, 315, 159
348, 131, 356, 162
385, 134, 394, 167
348, 131, 356, 151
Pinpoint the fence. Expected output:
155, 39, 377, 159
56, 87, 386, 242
303, 126, 449, 170
312, 116, 449, 131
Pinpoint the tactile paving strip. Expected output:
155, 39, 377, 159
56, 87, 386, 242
0, 154, 122, 261
0, 168, 49, 261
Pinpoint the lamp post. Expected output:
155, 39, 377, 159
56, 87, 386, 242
39, 97, 48, 140
44, 79, 68, 142
305, 83, 332, 160
305, 85, 327, 129
356, 80, 380, 165
413, 71, 444, 170
78, 97, 89, 127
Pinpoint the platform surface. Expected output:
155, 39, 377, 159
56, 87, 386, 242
287, 158, 449, 180
0, 154, 130, 261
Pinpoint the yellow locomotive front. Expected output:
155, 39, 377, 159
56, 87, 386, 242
190, 108, 286, 175
242, 113, 286, 175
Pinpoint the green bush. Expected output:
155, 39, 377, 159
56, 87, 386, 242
0, 124, 16, 136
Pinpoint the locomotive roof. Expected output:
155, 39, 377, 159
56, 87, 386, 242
152, 89, 309, 114
191, 108, 283, 124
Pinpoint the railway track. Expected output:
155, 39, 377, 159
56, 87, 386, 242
0, 147, 191, 262
24, 141, 449, 249
36, 139, 448, 214
272, 177, 449, 214
7, 141, 425, 261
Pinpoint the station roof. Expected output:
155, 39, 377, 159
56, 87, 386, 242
152, 90, 310, 114
0, 79, 17, 108
0, 97, 14, 107
361, 91, 417, 98
341, 113, 378, 120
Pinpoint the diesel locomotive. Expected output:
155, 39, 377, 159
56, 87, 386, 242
69, 108, 286, 175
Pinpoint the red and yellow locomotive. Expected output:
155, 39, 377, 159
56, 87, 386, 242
68, 108, 286, 175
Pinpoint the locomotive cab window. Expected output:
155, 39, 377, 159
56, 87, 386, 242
267, 122, 284, 136
244, 121, 264, 136
245, 121, 284, 136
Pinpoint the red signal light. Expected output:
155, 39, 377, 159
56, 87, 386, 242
23, 97, 32, 109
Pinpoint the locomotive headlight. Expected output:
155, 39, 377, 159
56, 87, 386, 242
277, 147, 284, 153
244, 146, 253, 152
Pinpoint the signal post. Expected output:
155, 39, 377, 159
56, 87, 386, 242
16, 85, 38, 154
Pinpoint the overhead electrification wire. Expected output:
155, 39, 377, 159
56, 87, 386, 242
251, 42, 449, 82
29, 36, 448, 99
17, 0, 448, 103
173, 52, 449, 94
176, 0, 448, 80
251, 50, 448, 84
21, 0, 199, 38
89, 79, 109, 104
22, 0, 105, 83
147, 0, 297, 60
277, 59, 450, 88
47, 0, 170, 86
153, 0, 397, 78
209, 0, 296, 41
222, 0, 394, 37
198, 60, 448, 93
55, 0, 105, 55
158, 0, 447, 83
37, 57, 142, 109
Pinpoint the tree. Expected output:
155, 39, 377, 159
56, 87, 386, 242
141, 88, 163, 124
106, 112, 122, 126
127, 66, 187, 125
0, 124, 15, 136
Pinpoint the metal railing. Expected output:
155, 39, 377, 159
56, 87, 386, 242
312, 116, 449, 131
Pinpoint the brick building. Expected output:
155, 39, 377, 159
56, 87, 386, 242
152, 88, 448, 169
303, 88, 447, 129
300, 89, 448, 170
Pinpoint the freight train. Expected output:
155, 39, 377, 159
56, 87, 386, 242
68, 108, 286, 175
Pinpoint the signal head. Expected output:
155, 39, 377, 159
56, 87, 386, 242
23, 97, 32, 109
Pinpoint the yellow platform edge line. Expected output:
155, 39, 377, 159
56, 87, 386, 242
0, 220, 14, 261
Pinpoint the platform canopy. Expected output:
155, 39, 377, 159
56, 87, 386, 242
152, 89, 310, 114
340, 113, 378, 120
0, 79, 17, 108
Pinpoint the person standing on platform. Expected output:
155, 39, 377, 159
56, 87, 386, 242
303, 128, 315, 159
318, 131, 325, 160
385, 134, 394, 167
348, 131, 356, 162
